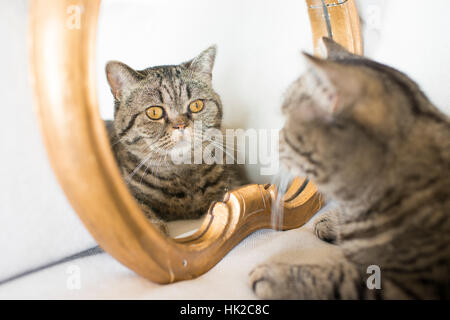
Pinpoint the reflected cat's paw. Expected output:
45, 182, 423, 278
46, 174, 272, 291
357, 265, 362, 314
150, 219, 169, 235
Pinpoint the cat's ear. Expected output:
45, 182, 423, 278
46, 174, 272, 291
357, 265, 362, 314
105, 61, 143, 101
318, 37, 357, 60
182, 45, 217, 80
302, 52, 363, 115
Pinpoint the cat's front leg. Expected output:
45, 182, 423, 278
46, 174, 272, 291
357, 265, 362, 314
313, 204, 342, 244
250, 261, 363, 299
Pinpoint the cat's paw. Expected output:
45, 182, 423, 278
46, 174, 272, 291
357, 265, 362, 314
314, 216, 337, 243
250, 262, 356, 299
249, 263, 292, 299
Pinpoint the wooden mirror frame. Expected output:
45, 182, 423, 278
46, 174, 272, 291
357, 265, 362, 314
29, 0, 362, 283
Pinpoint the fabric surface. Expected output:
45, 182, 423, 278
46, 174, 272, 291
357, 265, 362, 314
0, 210, 343, 299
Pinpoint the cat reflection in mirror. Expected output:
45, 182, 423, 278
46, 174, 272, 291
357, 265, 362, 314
105, 46, 246, 233
250, 38, 450, 299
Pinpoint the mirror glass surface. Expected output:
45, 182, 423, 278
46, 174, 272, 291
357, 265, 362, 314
95, 0, 314, 237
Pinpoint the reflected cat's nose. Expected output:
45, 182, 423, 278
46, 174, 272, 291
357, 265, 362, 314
172, 114, 189, 130
173, 123, 186, 130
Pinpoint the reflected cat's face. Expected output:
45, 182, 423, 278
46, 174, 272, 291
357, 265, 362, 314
106, 46, 222, 156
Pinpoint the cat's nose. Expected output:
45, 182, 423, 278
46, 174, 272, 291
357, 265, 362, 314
173, 123, 186, 130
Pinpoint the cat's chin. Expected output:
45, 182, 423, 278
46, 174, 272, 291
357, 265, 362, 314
170, 141, 192, 153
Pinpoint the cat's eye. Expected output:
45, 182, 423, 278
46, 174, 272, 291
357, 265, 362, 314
146, 106, 164, 120
189, 100, 204, 113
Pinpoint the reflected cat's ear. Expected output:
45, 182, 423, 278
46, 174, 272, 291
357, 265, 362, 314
182, 45, 217, 80
318, 37, 357, 60
105, 61, 143, 101
302, 52, 363, 115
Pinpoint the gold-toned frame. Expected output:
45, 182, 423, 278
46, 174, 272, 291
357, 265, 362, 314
29, 0, 362, 284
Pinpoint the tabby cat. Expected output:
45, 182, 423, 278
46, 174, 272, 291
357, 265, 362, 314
105, 46, 245, 233
250, 38, 450, 299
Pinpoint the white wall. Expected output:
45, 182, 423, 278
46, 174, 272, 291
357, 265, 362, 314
96, 0, 450, 184
357, 0, 450, 111
0, 1, 96, 281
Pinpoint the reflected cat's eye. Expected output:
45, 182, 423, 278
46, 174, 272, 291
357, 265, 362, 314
146, 106, 164, 120
189, 100, 204, 113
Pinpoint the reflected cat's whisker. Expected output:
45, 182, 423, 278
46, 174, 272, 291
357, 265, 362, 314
154, 151, 169, 177
208, 143, 236, 162
110, 135, 127, 147
193, 130, 237, 153
127, 144, 164, 181
139, 148, 165, 183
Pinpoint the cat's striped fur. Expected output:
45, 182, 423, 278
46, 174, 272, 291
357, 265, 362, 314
250, 38, 450, 299
105, 46, 246, 232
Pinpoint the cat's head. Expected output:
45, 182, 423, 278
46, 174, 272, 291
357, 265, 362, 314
280, 38, 435, 201
106, 46, 222, 158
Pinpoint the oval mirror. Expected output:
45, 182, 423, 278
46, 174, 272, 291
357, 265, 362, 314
29, 0, 362, 283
